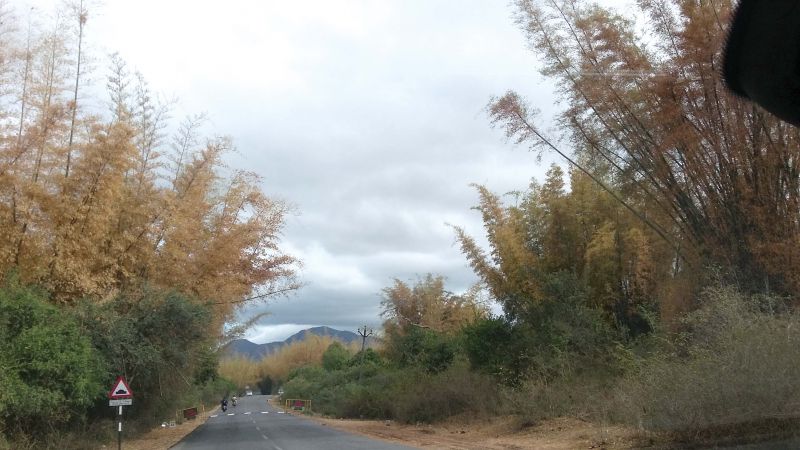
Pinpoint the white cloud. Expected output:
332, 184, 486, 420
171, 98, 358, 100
245, 323, 321, 344
10, 0, 632, 337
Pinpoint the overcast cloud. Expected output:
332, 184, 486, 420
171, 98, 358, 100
15, 0, 627, 343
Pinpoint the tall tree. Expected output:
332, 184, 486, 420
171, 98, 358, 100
491, 0, 800, 296
0, 7, 298, 330
381, 274, 487, 335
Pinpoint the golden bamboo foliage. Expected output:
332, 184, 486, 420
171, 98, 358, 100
257, 335, 358, 382
493, 0, 800, 296
219, 355, 261, 390
381, 274, 488, 335
457, 165, 680, 328
454, 186, 540, 319
0, 7, 297, 330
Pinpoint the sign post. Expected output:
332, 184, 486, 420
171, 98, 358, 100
108, 376, 133, 450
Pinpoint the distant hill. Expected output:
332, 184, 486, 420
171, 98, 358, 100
224, 326, 376, 360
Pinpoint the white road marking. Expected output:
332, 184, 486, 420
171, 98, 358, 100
261, 411, 269, 414
244, 411, 251, 415
277, 411, 285, 414
227, 413, 235, 416
273, 444, 284, 450
210, 415, 218, 418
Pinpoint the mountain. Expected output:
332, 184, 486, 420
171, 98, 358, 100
223, 326, 374, 360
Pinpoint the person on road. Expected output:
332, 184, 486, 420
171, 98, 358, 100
232, 395, 237, 407
221, 397, 228, 412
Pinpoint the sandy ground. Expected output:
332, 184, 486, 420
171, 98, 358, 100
309, 415, 642, 450
121, 400, 641, 450
118, 408, 217, 450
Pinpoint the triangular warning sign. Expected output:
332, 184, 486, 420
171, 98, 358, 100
108, 376, 133, 399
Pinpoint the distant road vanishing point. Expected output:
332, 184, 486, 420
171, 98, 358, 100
171, 395, 415, 450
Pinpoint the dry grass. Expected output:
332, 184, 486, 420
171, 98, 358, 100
613, 287, 800, 434
311, 415, 642, 449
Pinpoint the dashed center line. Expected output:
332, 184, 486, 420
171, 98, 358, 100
211, 410, 275, 418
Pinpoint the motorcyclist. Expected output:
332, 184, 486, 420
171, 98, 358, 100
221, 397, 228, 412
232, 395, 237, 407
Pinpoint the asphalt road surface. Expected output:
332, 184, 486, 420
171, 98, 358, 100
171, 395, 416, 450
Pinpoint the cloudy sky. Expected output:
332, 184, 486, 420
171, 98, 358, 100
17, 0, 628, 343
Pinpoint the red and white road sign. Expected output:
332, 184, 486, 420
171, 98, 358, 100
108, 376, 133, 399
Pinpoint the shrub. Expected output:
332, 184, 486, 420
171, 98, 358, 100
464, 273, 621, 386
193, 377, 237, 408
383, 327, 458, 374
613, 286, 800, 432
0, 280, 105, 434
349, 348, 383, 367
322, 342, 351, 371
79, 287, 215, 425
392, 361, 500, 423
505, 374, 619, 423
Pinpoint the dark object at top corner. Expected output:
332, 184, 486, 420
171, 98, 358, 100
723, 0, 800, 126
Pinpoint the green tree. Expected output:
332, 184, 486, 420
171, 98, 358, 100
463, 272, 620, 385
0, 278, 104, 432
79, 287, 214, 422
491, 0, 800, 296
381, 274, 486, 336
321, 342, 351, 371
383, 327, 457, 374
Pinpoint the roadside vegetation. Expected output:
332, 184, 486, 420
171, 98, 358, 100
256, 0, 800, 446
2, 0, 799, 448
0, 2, 296, 448
219, 334, 360, 392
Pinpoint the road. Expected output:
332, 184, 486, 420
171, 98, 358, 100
171, 395, 416, 450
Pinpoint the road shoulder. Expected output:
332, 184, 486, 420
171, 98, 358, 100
302, 414, 641, 449
122, 408, 217, 450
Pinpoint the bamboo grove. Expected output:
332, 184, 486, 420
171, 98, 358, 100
486, 0, 800, 306
0, 2, 298, 329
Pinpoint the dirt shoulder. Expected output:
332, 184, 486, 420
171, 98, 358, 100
306, 415, 642, 450
153, 397, 641, 449
120, 408, 216, 450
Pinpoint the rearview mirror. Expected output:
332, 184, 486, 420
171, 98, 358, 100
723, 0, 800, 125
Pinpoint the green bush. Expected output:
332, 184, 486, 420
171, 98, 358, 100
192, 377, 236, 408
383, 327, 458, 374
78, 287, 216, 426
392, 361, 500, 423
0, 279, 105, 434
464, 273, 621, 386
338, 381, 396, 419
349, 348, 383, 367
322, 342, 350, 371
280, 356, 501, 424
